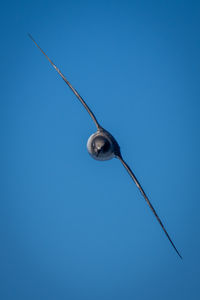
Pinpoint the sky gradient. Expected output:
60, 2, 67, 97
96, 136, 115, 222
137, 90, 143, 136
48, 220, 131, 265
1, 1, 200, 299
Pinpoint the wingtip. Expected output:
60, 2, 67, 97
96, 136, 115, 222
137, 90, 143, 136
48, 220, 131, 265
27, 33, 34, 41
170, 239, 182, 260
178, 252, 183, 260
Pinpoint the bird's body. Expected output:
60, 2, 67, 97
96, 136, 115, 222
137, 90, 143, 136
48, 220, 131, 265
87, 128, 121, 161
29, 34, 182, 259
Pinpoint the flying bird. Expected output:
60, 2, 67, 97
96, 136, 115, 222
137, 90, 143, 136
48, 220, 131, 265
28, 34, 182, 259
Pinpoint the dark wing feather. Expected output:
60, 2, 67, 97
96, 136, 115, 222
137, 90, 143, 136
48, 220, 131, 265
28, 34, 100, 129
118, 155, 182, 259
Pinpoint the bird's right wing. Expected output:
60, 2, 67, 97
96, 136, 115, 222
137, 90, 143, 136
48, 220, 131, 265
118, 155, 182, 259
28, 34, 100, 129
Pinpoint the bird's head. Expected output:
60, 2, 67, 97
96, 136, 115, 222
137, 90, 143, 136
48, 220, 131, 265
87, 130, 118, 161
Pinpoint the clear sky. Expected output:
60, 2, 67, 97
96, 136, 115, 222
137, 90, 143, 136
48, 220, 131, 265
1, 1, 200, 299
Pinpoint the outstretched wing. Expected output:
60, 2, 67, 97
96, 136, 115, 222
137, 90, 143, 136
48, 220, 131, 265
28, 34, 100, 129
118, 155, 182, 259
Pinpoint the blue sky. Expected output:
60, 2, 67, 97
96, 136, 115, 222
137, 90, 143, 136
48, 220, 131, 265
1, 1, 200, 299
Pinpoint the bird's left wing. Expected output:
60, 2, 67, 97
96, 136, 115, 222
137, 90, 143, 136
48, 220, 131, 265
117, 155, 182, 259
